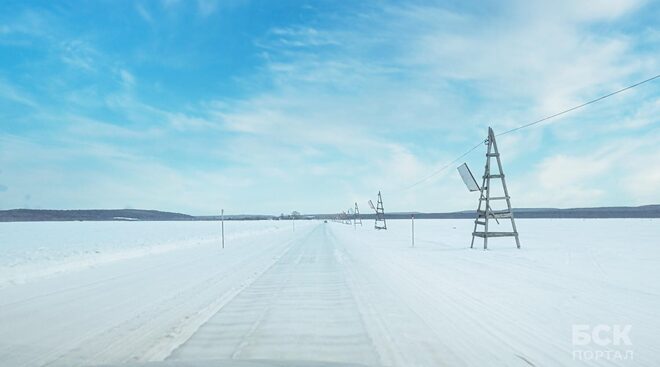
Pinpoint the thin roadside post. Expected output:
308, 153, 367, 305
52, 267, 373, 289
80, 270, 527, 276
411, 214, 415, 248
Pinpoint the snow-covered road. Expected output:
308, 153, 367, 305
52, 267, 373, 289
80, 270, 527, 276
1, 219, 659, 366
0, 221, 317, 366
169, 225, 381, 365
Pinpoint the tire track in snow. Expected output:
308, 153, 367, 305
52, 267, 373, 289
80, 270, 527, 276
51, 225, 317, 367
0, 223, 317, 367
168, 224, 380, 366
328, 227, 465, 367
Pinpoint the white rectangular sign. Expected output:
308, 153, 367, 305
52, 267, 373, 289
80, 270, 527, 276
457, 163, 480, 192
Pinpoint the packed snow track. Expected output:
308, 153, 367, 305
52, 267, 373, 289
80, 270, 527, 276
0, 219, 658, 366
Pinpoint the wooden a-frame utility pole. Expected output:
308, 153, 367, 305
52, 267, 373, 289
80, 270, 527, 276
374, 191, 387, 230
354, 202, 362, 227
471, 127, 520, 250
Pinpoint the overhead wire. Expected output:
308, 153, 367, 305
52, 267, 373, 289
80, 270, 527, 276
401, 141, 484, 191
496, 74, 660, 137
397, 73, 660, 192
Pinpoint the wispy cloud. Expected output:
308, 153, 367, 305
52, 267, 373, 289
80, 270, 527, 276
135, 3, 154, 24
0, 79, 37, 108
60, 39, 97, 71
0, 0, 658, 213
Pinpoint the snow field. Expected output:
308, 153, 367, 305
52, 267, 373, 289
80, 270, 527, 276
0, 220, 299, 287
0, 218, 658, 366
330, 218, 660, 366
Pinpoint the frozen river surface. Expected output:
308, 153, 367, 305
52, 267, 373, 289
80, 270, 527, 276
0, 219, 659, 366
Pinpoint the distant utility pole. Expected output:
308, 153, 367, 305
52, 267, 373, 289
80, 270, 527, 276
221, 209, 225, 249
354, 202, 362, 227
353, 208, 356, 230
369, 191, 387, 230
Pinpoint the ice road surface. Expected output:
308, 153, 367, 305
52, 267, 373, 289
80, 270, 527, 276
0, 219, 658, 366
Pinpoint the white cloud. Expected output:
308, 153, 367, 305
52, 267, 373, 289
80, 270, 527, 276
524, 155, 610, 207
399, 4, 649, 122
518, 0, 643, 22
63, 115, 163, 140
197, 0, 218, 17
201, 0, 656, 211
606, 97, 660, 131
1, 0, 658, 213
135, 3, 154, 23
167, 112, 217, 131
60, 39, 97, 71
119, 69, 135, 88
510, 130, 660, 208
624, 160, 660, 204
0, 79, 37, 108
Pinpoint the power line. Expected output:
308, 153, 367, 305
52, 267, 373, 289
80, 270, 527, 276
497, 74, 660, 137
402, 141, 483, 191
400, 73, 660, 192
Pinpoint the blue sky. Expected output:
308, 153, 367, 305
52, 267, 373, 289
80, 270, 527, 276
0, 0, 658, 215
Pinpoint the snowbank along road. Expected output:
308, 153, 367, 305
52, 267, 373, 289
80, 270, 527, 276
0, 219, 658, 366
